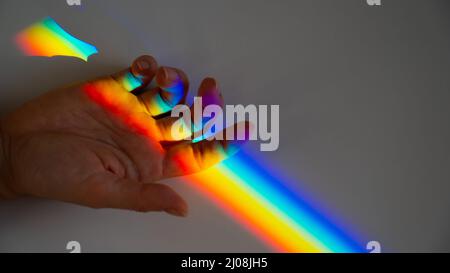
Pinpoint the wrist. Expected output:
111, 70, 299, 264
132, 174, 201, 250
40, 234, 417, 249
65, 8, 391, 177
0, 119, 15, 199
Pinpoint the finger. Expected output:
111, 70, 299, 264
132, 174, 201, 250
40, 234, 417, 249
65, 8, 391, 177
156, 66, 189, 105
111, 55, 158, 93
137, 87, 177, 117
155, 77, 223, 141
162, 121, 252, 178
197, 77, 224, 107
192, 77, 224, 140
138, 66, 189, 117
82, 173, 188, 216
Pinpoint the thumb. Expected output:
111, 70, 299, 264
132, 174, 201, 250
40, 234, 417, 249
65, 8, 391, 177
81, 172, 188, 216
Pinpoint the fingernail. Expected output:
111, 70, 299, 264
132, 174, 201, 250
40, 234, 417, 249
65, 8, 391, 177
201, 77, 217, 91
137, 59, 151, 70
165, 206, 188, 217
160, 67, 169, 81
199, 77, 222, 107
132, 55, 157, 78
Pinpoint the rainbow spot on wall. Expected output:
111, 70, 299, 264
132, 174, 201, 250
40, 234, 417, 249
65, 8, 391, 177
15, 17, 98, 61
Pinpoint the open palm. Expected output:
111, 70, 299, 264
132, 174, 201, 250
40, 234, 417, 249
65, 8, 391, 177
0, 55, 243, 216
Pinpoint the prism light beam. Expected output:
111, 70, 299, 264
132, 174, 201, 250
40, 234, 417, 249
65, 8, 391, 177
184, 149, 365, 253
98, 72, 366, 253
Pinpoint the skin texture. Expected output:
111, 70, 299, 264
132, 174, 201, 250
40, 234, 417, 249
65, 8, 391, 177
0, 55, 245, 217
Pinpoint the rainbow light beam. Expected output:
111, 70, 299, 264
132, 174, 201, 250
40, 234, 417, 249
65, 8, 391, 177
186, 149, 366, 253
86, 66, 366, 252
15, 17, 98, 61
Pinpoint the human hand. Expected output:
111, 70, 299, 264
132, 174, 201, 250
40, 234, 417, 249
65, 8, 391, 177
0, 55, 245, 216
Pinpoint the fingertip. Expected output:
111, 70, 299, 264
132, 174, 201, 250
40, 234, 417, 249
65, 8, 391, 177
110, 55, 158, 92
198, 77, 223, 107
165, 207, 189, 217
131, 55, 158, 82
198, 77, 218, 94
142, 183, 188, 216
156, 66, 169, 84
155, 66, 184, 89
